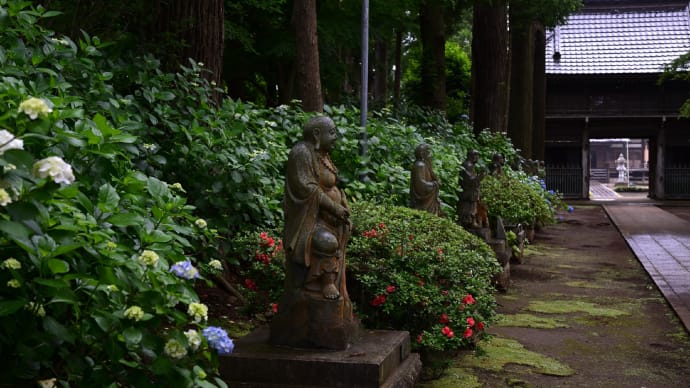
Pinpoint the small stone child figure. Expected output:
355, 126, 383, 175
410, 143, 441, 216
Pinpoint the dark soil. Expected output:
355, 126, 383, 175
435, 205, 690, 388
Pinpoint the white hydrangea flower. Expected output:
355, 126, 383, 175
209, 259, 223, 271
138, 250, 159, 267
124, 305, 144, 321
2, 258, 21, 270
0, 130, 23, 154
184, 329, 202, 350
187, 302, 208, 322
7, 279, 20, 288
18, 97, 53, 120
194, 218, 207, 228
0, 188, 12, 206
32, 156, 75, 185
164, 339, 188, 359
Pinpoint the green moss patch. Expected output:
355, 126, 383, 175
460, 337, 575, 376
417, 370, 481, 388
565, 280, 608, 289
496, 313, 570, 329
527, 300, 629, 317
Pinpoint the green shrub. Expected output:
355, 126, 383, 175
347, 202, 500, 358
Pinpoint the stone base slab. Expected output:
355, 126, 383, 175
219, 327, 421, 387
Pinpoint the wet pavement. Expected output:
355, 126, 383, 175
589, 181, 620, 201
604, 204, 690, 333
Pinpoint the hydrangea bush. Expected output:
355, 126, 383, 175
0, 2, 230, 386
480, 168, 566, 227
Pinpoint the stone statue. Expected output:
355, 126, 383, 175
458, 149, 486, 229
410, 143, 441, 216
270, 116, 358, 350
489, 152, 505, 176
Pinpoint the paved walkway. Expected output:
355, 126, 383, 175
590, 181, 620, 200
604, 204, 690, 333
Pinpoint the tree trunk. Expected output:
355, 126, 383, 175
393, 30, 402, 107
532, 23, 546, 161
292, 0, 323, 112
470, 1, 509, 134
508, 22, 536, 158
419, 0, 446, 112
373, 37, 389, 105
152, 0, 225, 104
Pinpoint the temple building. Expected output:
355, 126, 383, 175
544, 0, 690, 198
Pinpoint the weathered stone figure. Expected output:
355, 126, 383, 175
490, 152, 505, 176
270, 116, 358, 350
410, 143, 441, 216
458, 149, 485, 228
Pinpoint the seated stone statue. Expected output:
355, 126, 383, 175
458, 149, 486, 229
270, 116, 358, 350
410, 143, 441, 216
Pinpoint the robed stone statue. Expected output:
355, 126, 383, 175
410, 143, 441, 216
270, 116, 359, 350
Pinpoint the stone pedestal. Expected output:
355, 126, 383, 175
220, 327, 422, 388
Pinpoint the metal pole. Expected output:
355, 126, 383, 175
360, 0, 369, 158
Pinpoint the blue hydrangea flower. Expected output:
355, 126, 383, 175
202, 326, 234, 355
567, 205, 574, 213
170, 260, 200, 280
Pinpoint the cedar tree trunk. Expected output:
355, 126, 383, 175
420, 0, 447, 112
470, 1, 509, 134
292, 0, 324, 112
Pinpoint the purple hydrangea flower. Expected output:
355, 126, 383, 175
170, 260, 200, 280
202, 326, 234, 355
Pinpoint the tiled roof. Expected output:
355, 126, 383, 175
545, 4, 690, 74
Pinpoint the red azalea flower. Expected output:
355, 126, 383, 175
467, 317, 475, 327
386, 285, 396, 293
370, 294, 387, 307
378, 222, 386, 229
441, 326, 454, 338
436, 247, 443, 256
266, 237, 275, 248
477, 321, 485, 330
439, 313, 449, 324
463, 327, 473, 338
271, 303, 279, 313
462, 294, 476, 305
416, 334, 423, 343
260, 232, 268, 240
441, 290, 449, 296
244, 278, 258, 291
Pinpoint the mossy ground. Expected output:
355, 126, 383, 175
420, 205, 690, 387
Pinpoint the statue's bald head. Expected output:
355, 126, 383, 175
303, 116, 335, 142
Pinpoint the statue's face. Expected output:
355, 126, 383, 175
317, 123, 337, 152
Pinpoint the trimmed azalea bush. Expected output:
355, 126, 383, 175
0, 2, 230, 386
347, 202, 500, 370
480, 168, 563, 226
226, 228, 286, 316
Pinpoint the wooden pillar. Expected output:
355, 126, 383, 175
655, 118, 666, 199
582, 117, 590, 199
